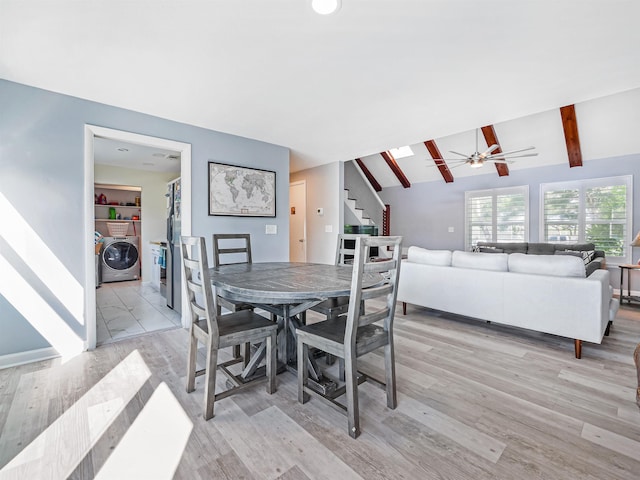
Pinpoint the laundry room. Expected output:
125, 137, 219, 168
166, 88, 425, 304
93, 137, 182, 345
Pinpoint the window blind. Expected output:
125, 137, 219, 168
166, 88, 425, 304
540, 176, 632, 263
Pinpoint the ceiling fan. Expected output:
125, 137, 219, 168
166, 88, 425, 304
432, 128, 538, 169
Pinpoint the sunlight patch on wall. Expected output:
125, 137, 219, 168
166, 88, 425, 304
0, 255, 84, 361
0, 192, 84, 325
0, 350, 152, 479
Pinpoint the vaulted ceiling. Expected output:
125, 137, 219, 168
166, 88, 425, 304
358, 88, 640, 189
2, 1, 640, 175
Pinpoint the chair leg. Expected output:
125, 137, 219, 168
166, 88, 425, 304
338, 357, 345, 381
186, 329, 198, 393
297, 338, 310, 404
344, 353, 360, 438
384, 341, 397, 409
266, 332, 276, 394
242, 342, 251, 368
204, 341, 218, 420
233, 344, 242, 359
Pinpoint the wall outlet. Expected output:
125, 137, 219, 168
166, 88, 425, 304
448, 226, 454, 233
265, 225, 277, 234
325, 225, 333, 233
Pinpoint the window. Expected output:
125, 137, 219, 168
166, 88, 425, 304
540, 175, 632, 264
465, 186, 529, 250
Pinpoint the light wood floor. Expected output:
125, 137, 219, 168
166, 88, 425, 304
1, 302, 639, 479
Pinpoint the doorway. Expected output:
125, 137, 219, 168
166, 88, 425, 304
84, 125, 192, 350
289, 181, 307, 262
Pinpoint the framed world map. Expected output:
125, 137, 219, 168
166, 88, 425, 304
208, 162, 276, 217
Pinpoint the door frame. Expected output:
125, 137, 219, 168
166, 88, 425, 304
289, 180, 307, 262
84, 125, 192, 350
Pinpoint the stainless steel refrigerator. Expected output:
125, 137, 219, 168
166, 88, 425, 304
166, 177, 182, 311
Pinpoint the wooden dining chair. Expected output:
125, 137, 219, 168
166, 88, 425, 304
213, 233, 255, 363
307, 233, 370, 322
296, 235, 403, 438
181, 236, 277, 420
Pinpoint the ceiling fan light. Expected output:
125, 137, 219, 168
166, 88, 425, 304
469, 160, 483, 169
311, 0, 341, 15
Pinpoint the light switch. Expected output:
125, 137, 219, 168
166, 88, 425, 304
325, 225, 333, 233
448, 226, 454, 233
265, 225, 277, 234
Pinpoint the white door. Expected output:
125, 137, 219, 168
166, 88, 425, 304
289, 181, 307, 262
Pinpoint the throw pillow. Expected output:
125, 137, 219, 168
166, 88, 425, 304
557, 249, 595, 266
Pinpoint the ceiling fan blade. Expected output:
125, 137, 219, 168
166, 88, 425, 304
487, 146, 535, 158
488, 153, 539, 160
480, 144, 500, 157
486, 159, 513, 164
448, 161, 470, 169
448, 150, 470, 158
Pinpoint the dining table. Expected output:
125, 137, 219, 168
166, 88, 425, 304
208, 261, 382, 395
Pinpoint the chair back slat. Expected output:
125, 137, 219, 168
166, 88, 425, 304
213, 233, 252, 267
345, 236, 402, 345
359, 308, 390, 327
335, 233, 370, 266
181, 236, 219, 338
360, 283, 393, 301
363, 259, 396, 273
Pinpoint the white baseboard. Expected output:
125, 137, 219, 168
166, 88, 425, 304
0, 347, 60, 370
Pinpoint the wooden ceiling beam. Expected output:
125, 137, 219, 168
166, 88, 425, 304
424, 140, 454, 183
560, 104, 583, 167
481, 125, 509, 177
380, 151, 411, 188
355, 158, 382, 192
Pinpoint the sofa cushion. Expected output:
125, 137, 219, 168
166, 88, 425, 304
407, 246, 452, 266
555, 249, 596, 265
477, 242, 527, 254
527, 243, 556, 255
552, 242, 595, 252
508, 253, 586, 278
452, 251, 509, 271
478, 246, 504, 253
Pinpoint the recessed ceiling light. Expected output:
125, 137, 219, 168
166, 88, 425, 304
116, 147, 129, 152
389, 146, 414, 159
312, 0, 341, 15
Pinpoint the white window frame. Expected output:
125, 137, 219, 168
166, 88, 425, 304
464, 185, 529, 251
539, 175, 633, 265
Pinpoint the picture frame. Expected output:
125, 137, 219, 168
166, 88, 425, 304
208, 161, 276, 217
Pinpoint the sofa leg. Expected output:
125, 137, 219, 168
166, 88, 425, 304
605, 321, 612, 336
402, 302, 407, 315
574, 339, 582, 359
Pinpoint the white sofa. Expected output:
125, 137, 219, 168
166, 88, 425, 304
397, 247, 620, 358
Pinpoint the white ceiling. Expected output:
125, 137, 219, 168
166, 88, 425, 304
94, 136, 181, 173
2, 1, 640, 174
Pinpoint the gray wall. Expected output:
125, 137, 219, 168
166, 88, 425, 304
380, 155, 640, 289
0, 79, 290, 358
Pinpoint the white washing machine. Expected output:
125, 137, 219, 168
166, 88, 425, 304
101, 236, 140, 283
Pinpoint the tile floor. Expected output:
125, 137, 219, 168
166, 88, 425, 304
96, 280, 182, 346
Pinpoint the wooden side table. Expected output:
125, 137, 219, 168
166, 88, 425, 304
619, 264, 640, 304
